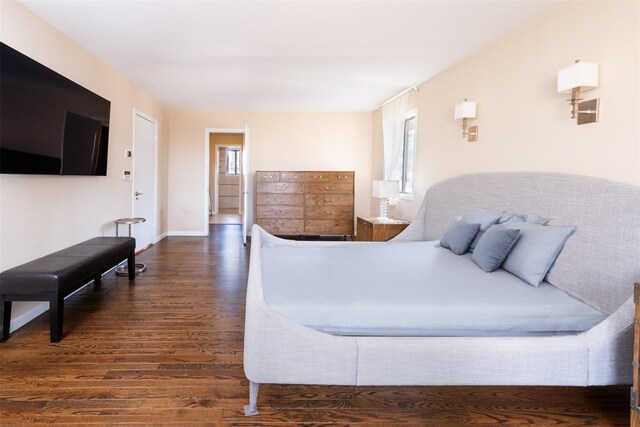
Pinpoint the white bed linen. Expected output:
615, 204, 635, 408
262, 241, 605, 336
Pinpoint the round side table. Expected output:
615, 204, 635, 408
115, 217, 147, 276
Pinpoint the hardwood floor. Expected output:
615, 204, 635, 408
0, 225, 629, 425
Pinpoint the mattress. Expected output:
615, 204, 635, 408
261, 241, 606, 336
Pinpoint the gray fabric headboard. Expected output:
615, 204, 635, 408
422, 172, 640, 314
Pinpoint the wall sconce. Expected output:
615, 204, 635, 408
557, 60, 599, 125
454, 99, 478, 142
372, 180, 399, 219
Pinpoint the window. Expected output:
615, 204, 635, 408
400, 115, 416, 194
389, 112, 417, 195
381, 90, 417, 196
226, 148, 240, 175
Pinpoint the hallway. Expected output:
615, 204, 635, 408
209, 209, 242, 225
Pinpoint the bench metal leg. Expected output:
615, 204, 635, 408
49, 295, 64, 343
244, 381, 259, 416
0, 297, 11, 343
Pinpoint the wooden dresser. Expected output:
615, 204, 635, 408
255, 171, 354, 237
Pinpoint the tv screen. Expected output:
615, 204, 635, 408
0, 42, 111, 176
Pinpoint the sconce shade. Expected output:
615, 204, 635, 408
454, 101, 477, 119
372, 180, 399, 198
557, 61, 598, 93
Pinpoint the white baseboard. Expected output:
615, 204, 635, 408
155, 232, 168, 243
9, 302, 48, 333
167, 231, 208, 237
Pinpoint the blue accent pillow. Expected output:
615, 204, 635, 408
496, 222, 576, 287
472, 227, 521, 272
440, 221, 481, 255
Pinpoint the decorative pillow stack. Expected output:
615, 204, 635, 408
439, 208, 576, 284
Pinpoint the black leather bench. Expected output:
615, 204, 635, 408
0, 237, 136, 343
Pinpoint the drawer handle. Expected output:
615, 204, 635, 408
324, 198, 333, 202
276, 184, 287, 190
313, 175, 323, 179
325, 210, 334, 215
275, 210, 284, 214
338, 175, 348, 179
276, 198, 285, 202
325, 186, 335, 190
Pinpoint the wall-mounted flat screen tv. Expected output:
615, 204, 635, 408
0, 42, 111, 175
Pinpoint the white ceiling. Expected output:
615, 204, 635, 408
21, 0, 559, 112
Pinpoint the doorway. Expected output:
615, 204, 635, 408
132, 111, 158, 249
210, 135, 242, 224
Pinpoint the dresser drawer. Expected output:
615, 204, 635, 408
304, 172, 330, 183
257, 194, 304, 205
305, 194, 353, 206
257, 182, 304, 194
305, 205, 353, 219
281, 171, 304, 182
330, 172, 354, 184
305, 182, 353, 194
256, 205, 304, 219
258, 219, 304, 235
256, 171, 280, 182
305, 219, 353, 235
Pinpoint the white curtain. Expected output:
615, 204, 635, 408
382, 91, 414, 181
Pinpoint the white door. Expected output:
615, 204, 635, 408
133, 112, 157, 250
242, 126, 250, 245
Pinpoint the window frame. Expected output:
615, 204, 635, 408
225, 147, 241, 176
399, 109, 417, 199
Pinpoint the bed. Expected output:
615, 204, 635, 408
243, 172, 640, 415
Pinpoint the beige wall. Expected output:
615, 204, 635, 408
0, 2, 168, 326
168, 111, 373, 233
373, 1, 640, 221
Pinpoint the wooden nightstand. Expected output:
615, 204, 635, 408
356, 217, 410, 242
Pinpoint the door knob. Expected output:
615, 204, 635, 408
135, 191, 143, 196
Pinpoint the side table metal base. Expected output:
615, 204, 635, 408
114, 217, 148, 277
115, 263, 147, 276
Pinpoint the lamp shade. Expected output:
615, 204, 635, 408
454, 101, 476, 119
372, 180, 399, 198
557, 61, 598, 93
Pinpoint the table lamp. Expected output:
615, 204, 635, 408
372, 180, 399, 219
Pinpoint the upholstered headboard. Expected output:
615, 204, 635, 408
396, 172, 640, 315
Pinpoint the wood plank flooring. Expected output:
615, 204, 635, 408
0, 224, 629, 425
